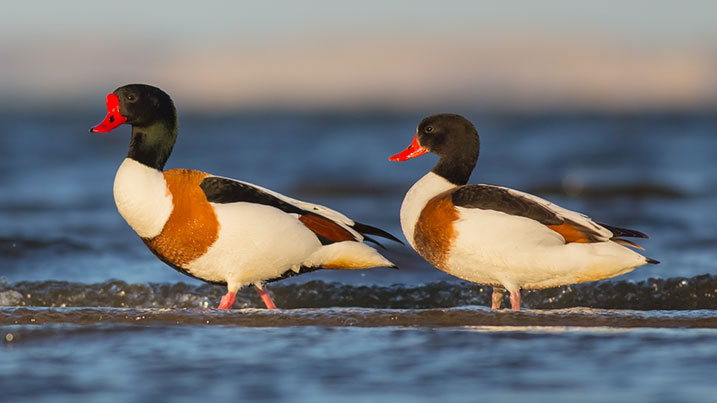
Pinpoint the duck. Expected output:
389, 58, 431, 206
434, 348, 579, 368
89, 84, 400, 309
389, 113, 658, 310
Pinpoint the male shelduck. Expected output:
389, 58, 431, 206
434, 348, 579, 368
389, 114, 658, 310
90, 84, 400, 309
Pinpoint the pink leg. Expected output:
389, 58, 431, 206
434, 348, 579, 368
491, 288, 504, 309
218, 291, 236, 309
509, 290, 521, 311
254, 285, 277, 309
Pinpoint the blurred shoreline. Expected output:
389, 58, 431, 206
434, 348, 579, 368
2, 34, 716, 113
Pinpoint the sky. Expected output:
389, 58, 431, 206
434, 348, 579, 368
1, 1, 716, 111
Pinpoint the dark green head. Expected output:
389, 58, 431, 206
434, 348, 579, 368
90, 84, 178, 170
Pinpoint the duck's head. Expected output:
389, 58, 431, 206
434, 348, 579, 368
389, 113, 479, 185
90, 84, 176, 133
90, 84, 178, 170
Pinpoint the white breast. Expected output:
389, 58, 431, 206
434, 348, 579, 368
113, 158, 173, 238
399, 172, 455, 248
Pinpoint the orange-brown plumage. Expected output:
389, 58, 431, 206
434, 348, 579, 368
144, 169, 219, 267
546, 223, 592, 243
413, 190, 459, 269
299, 214, 356, 243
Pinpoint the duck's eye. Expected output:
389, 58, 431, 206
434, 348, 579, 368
127, 94, 136, 102
425, 126, 433, 133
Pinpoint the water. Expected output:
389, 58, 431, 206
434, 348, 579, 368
1, 276, 716, 310
2, 323, 717, 403
1, 110, 717, 401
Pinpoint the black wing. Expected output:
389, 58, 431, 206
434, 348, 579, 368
200, 176, 402, 246
597, 223, 649, 239
200, 176, 304, 214
451, 185, 563, 226
352, 222, 404, 245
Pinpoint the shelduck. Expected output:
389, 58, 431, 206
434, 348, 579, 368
389, 113, 658, 310
90, 84, 400, 309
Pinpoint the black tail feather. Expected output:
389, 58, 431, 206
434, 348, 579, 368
362, 235, 386, 249
612, 237, 645, 250
352, 222, 404, 245
598, 222, 650, 239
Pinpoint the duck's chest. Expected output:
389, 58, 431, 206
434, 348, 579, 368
399, 172, 456, 248
113, 159, 221, 267
113, 158, 174, 239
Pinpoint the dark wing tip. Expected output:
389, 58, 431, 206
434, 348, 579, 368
362, 235, 386, 249
352, 222, 404, 245
612, 238, 645, 250
598, 222, 650, 239
646, 258, 660, 264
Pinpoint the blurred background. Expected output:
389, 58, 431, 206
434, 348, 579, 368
2, 1, 716, 112
1, 1, 716, 285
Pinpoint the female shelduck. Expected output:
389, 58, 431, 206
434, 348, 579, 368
389, 113, 658, 310
89, 84, 400, 309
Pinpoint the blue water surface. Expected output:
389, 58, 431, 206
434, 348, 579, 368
2, 324, 716, 403
1, 110, 717, 402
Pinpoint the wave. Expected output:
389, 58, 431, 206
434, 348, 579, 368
1, 275, 716, 310
2, 306, 716, 329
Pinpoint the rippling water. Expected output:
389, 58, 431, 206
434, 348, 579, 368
3, 305, 717, 329
1, 111, 717, 402
3, 322, 717, 403
1, 276, 717, 311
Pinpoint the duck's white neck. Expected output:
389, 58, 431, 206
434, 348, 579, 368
399, 171, 456, 248
113, 158, 173, 239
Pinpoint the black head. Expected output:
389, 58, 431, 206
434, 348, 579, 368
416, 114, 478, 160
90, 84, 177, 133
90, 84, 178, 170
112, 84, 176, 128
390, 113, 480, 185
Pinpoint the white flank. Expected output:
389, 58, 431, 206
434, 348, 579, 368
186, 202, 322, 292
113, 158, 173, 238
447, 207, 648, 292
399, 172, 456, 248
186, 202, 394, 292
